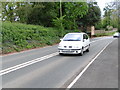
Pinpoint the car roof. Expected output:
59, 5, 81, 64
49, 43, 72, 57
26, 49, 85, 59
67, 32, 86, 35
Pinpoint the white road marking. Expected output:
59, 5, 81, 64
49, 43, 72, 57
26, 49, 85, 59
0, 37, 113, 76
66, 40, 114, 89
0, 52, 58, 76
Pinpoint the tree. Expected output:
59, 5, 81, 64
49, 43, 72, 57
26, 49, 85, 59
3, 2, 59, 26
103, 1, 119, 30
103, 2, 114, 27
16, 2, 33, 23
63, 2, 88, 30
77, 2, 101, 32
26, 2, 59, 27
117, 1, 120, 32
2, 2, 30, 22
2, 2, 16, 22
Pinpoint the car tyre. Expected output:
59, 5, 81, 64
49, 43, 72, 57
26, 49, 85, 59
86, 45, 90, 52
86, 48, 89, 52
59, 53, 63, 55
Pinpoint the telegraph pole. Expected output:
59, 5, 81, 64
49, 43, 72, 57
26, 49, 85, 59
60, 0, 62, 18
60, 0, 63, 37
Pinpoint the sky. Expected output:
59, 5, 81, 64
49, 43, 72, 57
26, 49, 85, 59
96, 0, 114, 16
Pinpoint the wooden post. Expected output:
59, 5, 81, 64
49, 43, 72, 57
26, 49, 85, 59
91, 26, 95, 37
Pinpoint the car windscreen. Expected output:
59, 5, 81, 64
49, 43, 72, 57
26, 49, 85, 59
63, 34, 82, 41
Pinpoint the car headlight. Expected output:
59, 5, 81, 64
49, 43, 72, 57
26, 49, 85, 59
58, 44, 62, 48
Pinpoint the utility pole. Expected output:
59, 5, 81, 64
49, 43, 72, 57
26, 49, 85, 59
60, 0, 63, 37
60, 0, 62, 18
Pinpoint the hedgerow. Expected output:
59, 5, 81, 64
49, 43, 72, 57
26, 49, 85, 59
2, 22, 80, 54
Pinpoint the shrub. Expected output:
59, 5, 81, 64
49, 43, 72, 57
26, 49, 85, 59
2, 22, 80, 54
106, 25, 113, 31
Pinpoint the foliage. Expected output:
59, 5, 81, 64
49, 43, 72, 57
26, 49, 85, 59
16, 3, 33, 23
103, 1, 119, 29
2, 2, 16, 22
106, 26, 113, 31
2, 22, 58, 54
2, 2, 89, 30
102, 17, 109, 28
2, 22, 81, 54
95, 21, 103, 30
77, 2, 101, 31
94, 32, 115, 37
63, 2, 88, 30
52, 15, 66, 28
26, 2, 59, 26
52, 15, 66, 37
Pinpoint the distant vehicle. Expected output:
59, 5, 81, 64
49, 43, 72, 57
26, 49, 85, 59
58, 33, 90, 55
113, 32, 120, 38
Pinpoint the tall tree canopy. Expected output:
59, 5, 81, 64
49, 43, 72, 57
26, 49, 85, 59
2, 2, 16, 22
2, 2, 102, 32
103, 1, 119, 31
27, 2, 59, 27
77, 2, 101, 31
63, 2, 88, 29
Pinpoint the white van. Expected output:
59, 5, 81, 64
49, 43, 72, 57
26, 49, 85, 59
58, 33, 90, 55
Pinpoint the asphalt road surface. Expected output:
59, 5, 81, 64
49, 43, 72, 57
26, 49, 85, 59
1, 36, 118, 88
71, 39, 118, 88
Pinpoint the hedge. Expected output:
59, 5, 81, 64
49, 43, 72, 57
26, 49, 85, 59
2, 22, 80, 54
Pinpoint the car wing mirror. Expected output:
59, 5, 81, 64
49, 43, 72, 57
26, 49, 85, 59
60, 38, 63, 41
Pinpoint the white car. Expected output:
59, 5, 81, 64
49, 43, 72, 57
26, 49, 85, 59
113, 32, 120, 38
58, 33, 90, 55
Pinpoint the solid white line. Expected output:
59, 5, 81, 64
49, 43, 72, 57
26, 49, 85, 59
0, 52, 58, 76
0, 37, 112, 76
67, 40, 114, 89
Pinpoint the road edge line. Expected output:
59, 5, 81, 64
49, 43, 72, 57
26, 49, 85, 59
67, 40, 114, 89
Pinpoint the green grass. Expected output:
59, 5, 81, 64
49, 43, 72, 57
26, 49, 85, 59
93, 32, 115, 37
2, 22, 80, 54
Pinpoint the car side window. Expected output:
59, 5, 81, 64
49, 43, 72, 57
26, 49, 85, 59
85, 34, 88, 39
83, 34, 86, 39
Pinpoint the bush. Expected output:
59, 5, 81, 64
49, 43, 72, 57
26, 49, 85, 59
2, 22, 61, 54
2, 22, 81, 54
95, 22, 103, 30
106, 25, 113, 31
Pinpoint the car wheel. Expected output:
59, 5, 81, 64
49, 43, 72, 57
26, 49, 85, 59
86, 45, 90, 52
59, 53, 63, 55
86, 48, 89, 52
80, 48, 83, 56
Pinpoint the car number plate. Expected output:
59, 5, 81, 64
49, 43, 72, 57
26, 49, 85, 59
62, 50, 74, 52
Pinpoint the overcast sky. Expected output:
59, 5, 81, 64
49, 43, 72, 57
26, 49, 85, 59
96, 0, 114, 16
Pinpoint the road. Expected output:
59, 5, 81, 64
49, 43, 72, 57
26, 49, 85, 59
71, 38, 118, 88
0, 36, 118, 88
